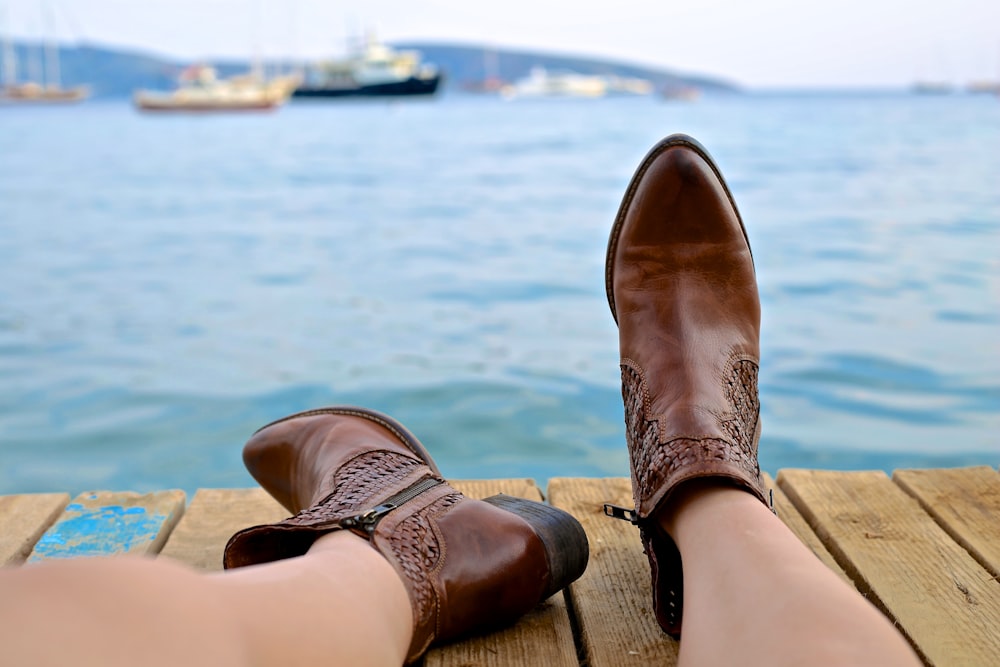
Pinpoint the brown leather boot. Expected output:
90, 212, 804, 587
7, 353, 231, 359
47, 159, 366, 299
604, 134, 771, 636
223, 406, 589, 663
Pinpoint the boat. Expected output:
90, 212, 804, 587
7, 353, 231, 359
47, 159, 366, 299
661, 85, 701, 102
502, 67, 607, 99
1, 13, 89, 104
605, 75, 653, 96
910, 81, 955, 95
293, 36, 442, 99
133, 65, 297, 113
966, 80, 1000, 95
1, 80, 88, 103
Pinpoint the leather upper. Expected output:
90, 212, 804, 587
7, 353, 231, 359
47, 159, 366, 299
607, 135, 766, 518
223, 408, 557, 664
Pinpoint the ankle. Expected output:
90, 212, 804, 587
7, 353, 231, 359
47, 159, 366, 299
657, 479, 763, 538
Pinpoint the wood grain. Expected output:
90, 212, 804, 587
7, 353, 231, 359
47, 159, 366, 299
159, 487, 287, 570
27, 490, 185, 562
779, 469, 1000, 666
0, 493, 70, 565
893, 466, 1000, 580
549, 477, 679, 667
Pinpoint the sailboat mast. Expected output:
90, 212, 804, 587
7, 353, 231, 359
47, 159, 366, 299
251, 0, 263, 80
42, 0, 58, 88
1, 3, 18, 86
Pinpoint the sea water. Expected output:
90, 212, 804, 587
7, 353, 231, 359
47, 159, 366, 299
0, 92, 997, 497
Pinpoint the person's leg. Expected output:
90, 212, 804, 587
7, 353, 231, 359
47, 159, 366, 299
605, 134, 921, 664
0, 529, 411, 667
663, 482, 921, 667
1, 406, 589, 667
0, 406, 589, 667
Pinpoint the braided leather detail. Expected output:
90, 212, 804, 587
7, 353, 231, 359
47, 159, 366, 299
280, 451, 425, 527
622, 359, 761, 511
622, 358, 762, 636
387, 492, 464, 625
721, 359, 760, 458
622, 363, 669, 509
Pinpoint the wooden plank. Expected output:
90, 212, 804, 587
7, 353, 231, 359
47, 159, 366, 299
27, 490, 185, 562
159, 488, 288, 571
425, 478, 579, 667
778, 469, 1000, 666
893, 466, 1000, 580
762, 474, 852, 585
452, 478, 544, 503
549, 477, 679, 667
0, 493, 70, 566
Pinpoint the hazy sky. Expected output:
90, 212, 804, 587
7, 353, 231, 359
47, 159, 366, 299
3, 0, 999, 88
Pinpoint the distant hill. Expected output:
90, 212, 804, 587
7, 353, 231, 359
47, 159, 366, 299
0, 40, 738, 97
2, 42, 182, 97
396, 43, 739, 93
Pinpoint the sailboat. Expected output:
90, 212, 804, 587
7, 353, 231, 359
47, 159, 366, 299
0, 2, 89, 104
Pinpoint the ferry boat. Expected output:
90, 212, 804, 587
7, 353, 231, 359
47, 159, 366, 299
293, 36, 442, 99
133, 65, 298, 113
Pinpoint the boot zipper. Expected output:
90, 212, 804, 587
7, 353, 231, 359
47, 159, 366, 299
340, 476, 444, 535
603, 503, 639, 524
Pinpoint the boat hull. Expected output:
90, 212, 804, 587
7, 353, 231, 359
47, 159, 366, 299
0, 85, 89, 105
292, 74, 442, 99
134, 100, 281, 113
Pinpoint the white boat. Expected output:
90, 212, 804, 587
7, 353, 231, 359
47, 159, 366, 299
503, 67, 607, 99
133, 65, 298, 113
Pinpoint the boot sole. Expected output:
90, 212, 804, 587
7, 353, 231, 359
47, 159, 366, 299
483, 494, 590, 598
250, 405, 442, 476
604, 132, 753, 324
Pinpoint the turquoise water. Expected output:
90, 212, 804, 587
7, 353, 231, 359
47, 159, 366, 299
1, 92, 997, 496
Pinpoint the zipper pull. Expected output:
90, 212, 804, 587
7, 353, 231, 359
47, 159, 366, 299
340, 503, 398, 535
603, 503, 639, 524
338, 476, 444, 535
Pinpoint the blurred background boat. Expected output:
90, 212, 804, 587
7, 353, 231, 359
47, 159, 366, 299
502, 66, 607, 98
133, 64, 298, 112
661, 84, 701, 102
910, 81, 956, 95
1, 2, 88, 104
293, 34, 441, 99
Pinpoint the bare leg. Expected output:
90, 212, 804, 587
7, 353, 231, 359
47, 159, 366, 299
664, 483, 921, 667
0, 530, 412, 667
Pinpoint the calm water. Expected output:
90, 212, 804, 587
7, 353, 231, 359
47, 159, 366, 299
1, 92, 997, 497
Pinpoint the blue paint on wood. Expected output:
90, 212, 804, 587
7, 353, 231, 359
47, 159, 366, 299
28, 502, 169, 562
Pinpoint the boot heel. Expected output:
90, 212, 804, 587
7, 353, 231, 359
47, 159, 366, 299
483, 494, 589, 598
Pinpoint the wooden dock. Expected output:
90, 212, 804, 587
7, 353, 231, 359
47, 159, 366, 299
2, 466, 998, 666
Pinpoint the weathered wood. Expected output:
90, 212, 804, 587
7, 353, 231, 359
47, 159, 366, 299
159, 488, 288, 570
451, 478, 543, 503
0, 493, 70, 565
548, 477, 679, 667
27, 490, 185, 562
779, 469, 1000, 666
893, 466, 1000, 580
425, 478, 578, 667
762, 474, 852, 585
6, 469, 1000, 665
